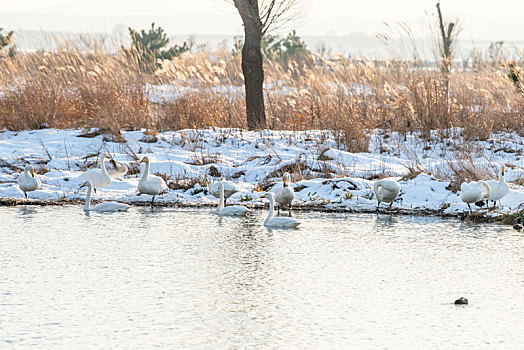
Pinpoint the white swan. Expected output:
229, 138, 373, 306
80, 181, 130, 212
106, 159, 128, 178
210, 179, 238, 206
216, 182, 249, 216
486, 165, 509, 207
274, 172, 295, 216
17, 165, 41, 199
264, 192, 300, 228
460, 180, 491, 213
79, 153, 111, 190
374, 179, 401, 210
138, 156, 168, 205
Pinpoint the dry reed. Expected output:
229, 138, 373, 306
1, 34, 523, 154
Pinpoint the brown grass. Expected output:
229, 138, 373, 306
1, 34, 524, 154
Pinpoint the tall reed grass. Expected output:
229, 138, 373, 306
1, 34, 523, 154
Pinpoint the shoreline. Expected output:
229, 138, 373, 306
1, 127, 523, 227
0, 196, 504, 224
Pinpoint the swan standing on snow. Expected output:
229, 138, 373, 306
486, 165, 509, 208
216, 182, 249, 216
106, 159, 128, 178
80, 181, 130, 212
264, 192, 300, 228
460, 180, 491, 213
374, 179, 401, 210
274, 172, 295, 217
138, 156, 168, 205
210, 179, 238, 206
17, 165, 41, 199
79, 153, 111, 190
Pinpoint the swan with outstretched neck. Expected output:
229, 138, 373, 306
18, 165, 41, 199
216, 182, 249, 216
79, 153, 111, 190
80, 181, 130, 212
263, 192, 300, 228
486, 165, 509, 208
138, 156, 168, 205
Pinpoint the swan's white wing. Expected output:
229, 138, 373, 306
150, 175, 169, 191
139, 175, 168, 195
210, 181, 238, 198
79, 169, 111, 188
217, 205, 249, 216
92, 202, 130, 212
486, 180, 509, 201
274, 187, 295, 205
265, 217, 300, 228
17, 173, 40, 192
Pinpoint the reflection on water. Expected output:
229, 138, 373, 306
1, 205, 523, 348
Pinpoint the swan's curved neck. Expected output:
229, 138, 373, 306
99, 155, 108, 176
374, 182, 382, 199
84, 184, 92, 211
499, 169, 505, 182
265, 195, 275, 224
140, 160, 150, 182
218, 184, 225, 211
24, 168, 31, 176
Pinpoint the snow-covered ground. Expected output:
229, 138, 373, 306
1, 127, 523, 217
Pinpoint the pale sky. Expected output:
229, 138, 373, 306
2, 0, 524, 41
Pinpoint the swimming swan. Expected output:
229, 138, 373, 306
374, 179, 401, 210
460, 180, 490, 213
79, 153, 111, 190
274, 172, 295, 216
210, 179, 238, 206
264, 192, 300, 228
106, 159, 128, 178
216, 182, 249, 216
138, 156, 168, 205
80, 181, 130, 212
17, 165, 41, 199
486, 165, 509, 207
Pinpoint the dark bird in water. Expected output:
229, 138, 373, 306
454, 297, 468, 305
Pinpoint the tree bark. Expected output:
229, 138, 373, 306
235, 0, 266, 130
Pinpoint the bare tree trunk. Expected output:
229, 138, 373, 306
235, 0, 266, 130
436, 1, 454, 107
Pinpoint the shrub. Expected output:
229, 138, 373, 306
0, 27, 15, 59
122, 23, 189, 73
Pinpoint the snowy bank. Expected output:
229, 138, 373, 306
1, 128, 523, 217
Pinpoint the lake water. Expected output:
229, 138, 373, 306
1, 206, 523, 348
